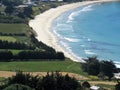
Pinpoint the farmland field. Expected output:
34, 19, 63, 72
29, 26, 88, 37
0, 24, 28, 33
0, 60, 85, 75
0, 24, 31, 43
0, 36, 16, 42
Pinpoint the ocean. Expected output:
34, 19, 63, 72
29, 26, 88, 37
51, 1, 120, 65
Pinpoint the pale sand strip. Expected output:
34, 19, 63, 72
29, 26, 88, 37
29, 0, 118, 62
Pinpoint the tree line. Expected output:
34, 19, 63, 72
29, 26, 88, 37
0, 32, 26, 36
0, 15, 26, 23
82, 56, 118, 81
15, 50, 65, 60
0, 50, 65, 61
0, 40, 35, 50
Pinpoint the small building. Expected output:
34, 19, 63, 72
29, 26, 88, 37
17, 5, 28, 8
90, 86, 100, 90
23, 0, 37, 6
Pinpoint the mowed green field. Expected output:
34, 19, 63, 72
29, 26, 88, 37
0, 23, 28, 33
0, 60, 84, 75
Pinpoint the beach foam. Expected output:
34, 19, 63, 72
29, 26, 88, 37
84, 50, 96, 55
67, 4, 94, 23
64, 37, 80, 42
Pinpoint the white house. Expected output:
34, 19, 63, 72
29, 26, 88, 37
90, 86, 100, 90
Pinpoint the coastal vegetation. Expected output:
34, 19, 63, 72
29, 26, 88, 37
0, 0, 120, 89
0, 71, 81, 90
82, 56, 118, 81
0, 71, 119, 90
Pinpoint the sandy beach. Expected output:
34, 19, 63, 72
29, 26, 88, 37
29, 0, 118, 62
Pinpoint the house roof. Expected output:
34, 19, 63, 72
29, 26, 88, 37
90, 86, 100, 90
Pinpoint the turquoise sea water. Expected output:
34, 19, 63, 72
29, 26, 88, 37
52, 1, 120, 64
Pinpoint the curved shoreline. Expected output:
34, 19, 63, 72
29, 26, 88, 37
29, 0, 118, 62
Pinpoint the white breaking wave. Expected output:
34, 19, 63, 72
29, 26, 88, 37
87, 38, 91, 41
64, 37, 80, 42
85, 50, 96, 55
81, 5, 93, 12
60, 41, 84, 62
114, 61, 120, 68
67, 4, 94, 23
53, 29, 61, 38
56, 23, 74, 31
81, 45, 85, 47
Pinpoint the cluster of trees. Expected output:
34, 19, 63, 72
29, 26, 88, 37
0, 51, 13, 61
0, 15, 26, 23
0, 71, 81, 90
0, 50, 65, 61
0, 0, 33, 23
16, 50, 65, 60
0, 0, 22, 6
0, 40, 35, 50
82, 56, 118, 80
115, 81, 120, 90
0, 32, 26, 36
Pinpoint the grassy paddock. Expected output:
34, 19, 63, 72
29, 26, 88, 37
0, 36, 16, 42
14, 36, 31, 43
0, 60, 85, 75
0, 24, 28, 33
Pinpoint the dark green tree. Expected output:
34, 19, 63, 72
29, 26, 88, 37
0, 51, 13, 61
82, 56, 100, 75
7, 71, 41, 90
2, 0, 22, 6
115, 81, 120, 90
41, 72, 81, 90
100, 61, 116, 81
23, 6, 33, 18
5, 6, 14, 15
82, 81, 91, 90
